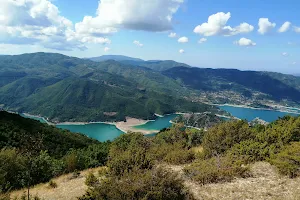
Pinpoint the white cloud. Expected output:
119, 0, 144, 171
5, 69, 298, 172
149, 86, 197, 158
282, 52, 289, 56
178, 36, 188, 43
168, 32, 177, 38
133, 40, 143, 47
235, 38, 256, 46
278, 21, 291, 33
198, 38, 207, 44
75, 0, 184, 37
193, 12, 254, 36
104, 47, 110, 52
179, 49, 185, 53
0, 0, 110, 50
292, 62, 297, 65
294, 26, 300, 33
258, 18, 276, 35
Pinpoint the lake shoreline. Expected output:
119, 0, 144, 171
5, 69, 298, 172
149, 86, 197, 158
211, 103, 300, 115
21, 113, 159, 135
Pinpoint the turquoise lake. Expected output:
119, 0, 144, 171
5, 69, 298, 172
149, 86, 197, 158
134, 114, 178, 131
56, 123, 124, 142
21, 107, 300, 142
21, 113, 178, 142
219, 105, 299, 122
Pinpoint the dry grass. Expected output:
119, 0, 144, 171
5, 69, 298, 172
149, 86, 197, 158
10, 167, 105, 200
167, 162, 300, 200
9, 162, 300, 200
191, 146, 204, 154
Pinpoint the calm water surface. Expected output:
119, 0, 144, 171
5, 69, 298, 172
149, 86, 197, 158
21, 107, 299, 142
219, 105, 299, 122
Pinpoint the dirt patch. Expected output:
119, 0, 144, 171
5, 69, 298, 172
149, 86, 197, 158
10, 167, 104, 200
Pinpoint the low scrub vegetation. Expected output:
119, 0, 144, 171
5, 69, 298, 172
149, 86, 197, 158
184, 155, 249, 185
3, 111, 300, 199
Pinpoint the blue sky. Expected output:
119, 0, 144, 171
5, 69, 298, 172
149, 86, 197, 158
0, 0, 299, 74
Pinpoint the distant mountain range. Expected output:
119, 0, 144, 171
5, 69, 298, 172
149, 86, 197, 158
88, 55, 144, 62
87, 55, 190, 71
1, 52, 300, 122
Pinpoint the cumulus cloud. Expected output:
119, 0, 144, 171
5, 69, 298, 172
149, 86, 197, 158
193, 12, 254, 36
168, 32, 177, 38
178, 36, 188, 43
133, 40, 143, 47
75, 0, 184, 38
258, 18, 276, 35
235, 38, 256, 46
104, 47, 110, 52
282, 52, 289, 56
294, 26, 300, 33
278, 22, 291, 33
179, 49, 185, 53
198, 38, 207, 44
0, 0, 110, 50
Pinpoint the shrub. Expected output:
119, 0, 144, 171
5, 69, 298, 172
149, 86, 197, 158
202, 120, 254, 157
48, 180, 58, 188
0, 148, 27, 192
107, 133, 153, 176
163, 148, 195, 165
256, 116, 300, 153
85, 172, 98, 187
270, 142, 300, 178
228, 140, 271, 163
154, 124, 188, 146
79, 168, 195, 200
184, 156, 249, 185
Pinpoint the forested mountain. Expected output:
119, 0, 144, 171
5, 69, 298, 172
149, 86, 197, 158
119, 60, 191, 71
163, 67, 300, 104
2, 52, 300, 123
0, 53, 214, 122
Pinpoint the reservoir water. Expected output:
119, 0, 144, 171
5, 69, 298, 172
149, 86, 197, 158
134, 114, 178, 131
20, 107, 299, 141
56, 123, 124, 142
219, 105, 299, 122
21, 113, 178, 142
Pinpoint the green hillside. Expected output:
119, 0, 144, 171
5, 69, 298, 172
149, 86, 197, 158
0, 53, 213, 122
0, 111, 110, 192
163, 67, 300, 104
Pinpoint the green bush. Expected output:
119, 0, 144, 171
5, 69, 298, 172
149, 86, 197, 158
228, 140, 271, 163
202, 120, 254, 157
48, 180, 58, 188
0, 148, 27, 192
184, 156, 249, 185
186, 128, 205, 148
79, 168, 195, 200
163, 148, 195, 165
107, 133, 153, 176
270, 142, 300, 178
154, 124, 188, 146
256, 116, 300, 153
85, 172, 98, 187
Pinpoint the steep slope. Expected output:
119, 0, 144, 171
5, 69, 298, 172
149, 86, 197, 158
0, 53, 215, 122
19, 78, 215, 122
163, 67, 300, 103
0, 111, 98, 157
